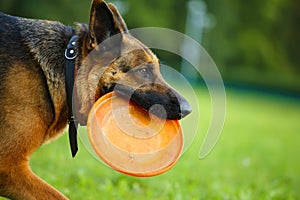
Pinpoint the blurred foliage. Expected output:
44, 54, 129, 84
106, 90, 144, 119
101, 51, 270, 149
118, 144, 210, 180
1, 0, 299, 92
204, 0, 300, 92
0, 0, 90, 23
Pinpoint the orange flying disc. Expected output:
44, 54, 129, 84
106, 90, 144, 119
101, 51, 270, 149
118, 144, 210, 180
87, 92, 183, 177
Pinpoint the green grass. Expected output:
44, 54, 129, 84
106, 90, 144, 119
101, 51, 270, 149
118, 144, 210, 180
1, 87, 300, 199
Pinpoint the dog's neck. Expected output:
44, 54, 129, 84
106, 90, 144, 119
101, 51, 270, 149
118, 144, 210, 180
18, 18, 74, 86
17, 16, 75, 137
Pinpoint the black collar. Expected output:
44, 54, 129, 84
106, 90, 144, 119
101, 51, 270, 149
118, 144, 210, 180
64, 35, 79, 157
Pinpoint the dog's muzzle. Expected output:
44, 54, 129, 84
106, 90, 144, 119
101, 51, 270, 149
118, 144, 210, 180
114, 83, 192, 120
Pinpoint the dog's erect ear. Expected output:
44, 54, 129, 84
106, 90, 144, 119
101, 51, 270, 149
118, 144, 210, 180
107, 3, 128, 33
88, 0, 128, 49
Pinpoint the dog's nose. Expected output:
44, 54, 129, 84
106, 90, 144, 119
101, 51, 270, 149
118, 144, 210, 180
179, 98, 192, 118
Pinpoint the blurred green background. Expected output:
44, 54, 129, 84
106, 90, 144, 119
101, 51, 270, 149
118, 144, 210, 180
1, 0, 300, 93
1, 0, 300, 199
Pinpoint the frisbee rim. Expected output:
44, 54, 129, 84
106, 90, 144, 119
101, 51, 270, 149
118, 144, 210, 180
87, 92, 183, 177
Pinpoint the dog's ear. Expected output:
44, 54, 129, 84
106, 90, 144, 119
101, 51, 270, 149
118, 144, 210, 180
107, 3, 128, 33
88, 0, 127, 49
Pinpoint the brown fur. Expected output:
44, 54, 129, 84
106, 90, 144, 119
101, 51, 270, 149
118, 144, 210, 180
0, 0, 191, 199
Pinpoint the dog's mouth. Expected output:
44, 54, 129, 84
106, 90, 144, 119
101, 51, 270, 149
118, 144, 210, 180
112, 83, 192, 120
76, 77, 191, 126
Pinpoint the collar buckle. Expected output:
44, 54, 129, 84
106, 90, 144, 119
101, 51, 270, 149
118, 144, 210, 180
65, 36, 78, 60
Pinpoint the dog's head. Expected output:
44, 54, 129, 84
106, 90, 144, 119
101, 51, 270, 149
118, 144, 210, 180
75, 0, 191, 124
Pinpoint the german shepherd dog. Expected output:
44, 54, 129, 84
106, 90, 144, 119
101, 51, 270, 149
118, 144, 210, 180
0, 0, 191, 199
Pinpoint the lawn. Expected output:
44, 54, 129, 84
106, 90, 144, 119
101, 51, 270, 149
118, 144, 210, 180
1, 87, 300, 199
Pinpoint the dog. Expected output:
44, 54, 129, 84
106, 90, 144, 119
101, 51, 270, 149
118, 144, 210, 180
0, 0, 191, 199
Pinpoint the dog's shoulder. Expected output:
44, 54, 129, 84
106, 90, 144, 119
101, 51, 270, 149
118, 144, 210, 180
0, 13, 75, 128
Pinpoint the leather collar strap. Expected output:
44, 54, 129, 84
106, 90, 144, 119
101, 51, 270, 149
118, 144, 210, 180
64, 35, 79, 157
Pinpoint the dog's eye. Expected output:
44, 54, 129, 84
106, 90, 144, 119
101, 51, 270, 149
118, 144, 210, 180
139, 68, 148, 74
138, 67, 151, 78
